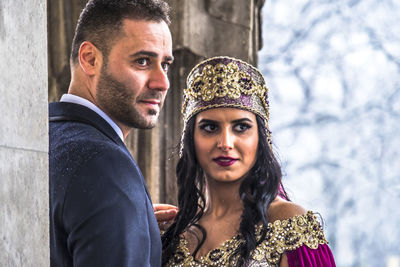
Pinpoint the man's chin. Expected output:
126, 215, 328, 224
145, 116, 159, 128
130, 114, 159, 129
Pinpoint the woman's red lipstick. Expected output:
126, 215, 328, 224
213, 157, 237, 167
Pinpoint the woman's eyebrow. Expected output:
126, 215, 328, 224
231, 118, 253, 124
198, 119, 217, 124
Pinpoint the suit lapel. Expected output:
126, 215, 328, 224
49, 102, 152, 200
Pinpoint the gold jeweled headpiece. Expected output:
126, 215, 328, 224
180, 56, 272, 156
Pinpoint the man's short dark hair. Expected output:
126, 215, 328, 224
70, 0, 170, 65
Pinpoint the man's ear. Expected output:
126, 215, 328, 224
78, 41, 102, 75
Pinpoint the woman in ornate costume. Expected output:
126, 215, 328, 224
161, 56, 336, 266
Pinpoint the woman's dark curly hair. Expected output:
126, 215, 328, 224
162, 113, 288, 266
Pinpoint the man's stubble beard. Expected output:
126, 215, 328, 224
96, 64, 162, 130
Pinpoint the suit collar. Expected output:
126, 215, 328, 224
50, 102, 153, 201
60, 94, 124, 141
49, 102, 125, 147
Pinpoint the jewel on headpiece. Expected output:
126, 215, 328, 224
180, 56, 272, 156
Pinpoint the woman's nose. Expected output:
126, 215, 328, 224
217, 129, 233, 151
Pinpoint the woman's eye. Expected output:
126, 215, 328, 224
234, 123, 251, 132
200, 124, 217, 133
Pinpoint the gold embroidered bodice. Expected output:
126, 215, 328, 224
165, 211, 328, 267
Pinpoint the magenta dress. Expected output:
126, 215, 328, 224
165, 211, 336, 266
286, 243, 335, 267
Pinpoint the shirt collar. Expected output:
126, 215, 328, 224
60, 94, 124, 141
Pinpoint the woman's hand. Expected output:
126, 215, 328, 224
153, 204, 178, 231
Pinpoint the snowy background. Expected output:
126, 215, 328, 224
259, 1, 400, 266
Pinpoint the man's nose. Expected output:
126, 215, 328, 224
148, 65, 169, 91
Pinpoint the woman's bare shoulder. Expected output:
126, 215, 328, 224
267, 197, 307, 223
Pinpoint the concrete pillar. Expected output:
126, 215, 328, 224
0, 1, 49, 267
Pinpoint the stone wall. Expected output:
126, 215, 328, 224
47, 0, 265, 204
0, 1, 49, 266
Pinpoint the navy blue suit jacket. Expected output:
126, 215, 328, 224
49, 102, 161, 267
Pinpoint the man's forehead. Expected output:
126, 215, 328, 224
121, 18, 170, 37
114, 19, 172, 57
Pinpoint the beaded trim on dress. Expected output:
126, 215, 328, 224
165, 211, 328, 267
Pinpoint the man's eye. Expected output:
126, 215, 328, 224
136, 58, 149, 66
161, 62, 171, 72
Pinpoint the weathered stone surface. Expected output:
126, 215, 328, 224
0, 0, 49, 266
0, 149, 49, 267
168, 0, 259, 63
47, 0, 87, 102
206, 0, 252, 27
0, 1, 48, 152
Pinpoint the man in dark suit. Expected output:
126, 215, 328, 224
49, 1, 174, 266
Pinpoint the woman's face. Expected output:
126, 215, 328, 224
194, 107, 259, 183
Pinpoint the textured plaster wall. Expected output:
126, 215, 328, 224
0, 1, 49, 266
168, 0, 262, 65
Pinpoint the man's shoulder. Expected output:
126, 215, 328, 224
50, 120, 119, 158
50, 125, 130, 166
49, 117, 135, 183
49, 101, 122, 146
49, 126, 141, 203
